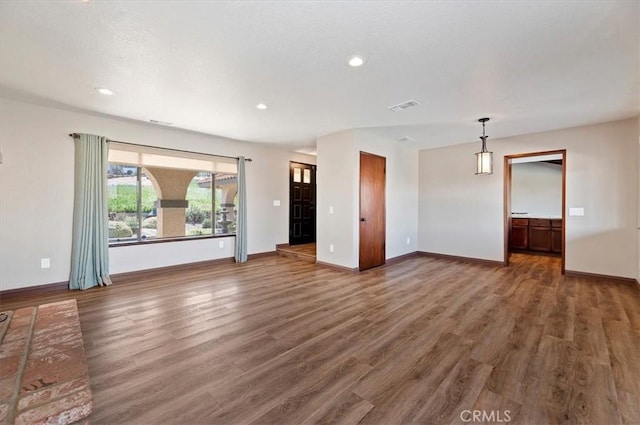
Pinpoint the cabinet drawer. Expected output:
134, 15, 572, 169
529, 218, 550, 227
512, 218, 528, 226
551, 219, 562, 228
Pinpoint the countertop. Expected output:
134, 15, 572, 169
511, 214, 562, 219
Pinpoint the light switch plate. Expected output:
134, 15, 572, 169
329, 206, 334, 214
41, 258, 50, 269
273, 200, 280, 207
569, 207, 584, 216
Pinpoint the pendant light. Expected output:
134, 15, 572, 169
475, 117, 493, 175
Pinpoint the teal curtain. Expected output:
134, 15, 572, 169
69, 134, 112, 290
234, 156, 248, 263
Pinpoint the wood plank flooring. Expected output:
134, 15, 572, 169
1, 253, 639, 425
276, 243, 317, 263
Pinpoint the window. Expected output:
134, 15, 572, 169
107, 143, 237, 245
107, 166, 158, 243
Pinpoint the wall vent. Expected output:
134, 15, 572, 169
149, 119, 174, 126
387, 99, 421, 112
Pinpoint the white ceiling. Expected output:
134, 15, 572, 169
1, 1, 638, 151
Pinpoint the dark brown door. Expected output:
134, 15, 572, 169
289, 162, 316, 245
359, 152, 386, 271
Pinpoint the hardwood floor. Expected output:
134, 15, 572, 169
276, 243, 317, 262
1, 253, 639, 424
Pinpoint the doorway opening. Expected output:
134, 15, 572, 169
289, 161, 316, 246
504, 150, 566, 273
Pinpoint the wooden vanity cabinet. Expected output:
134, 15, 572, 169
509, 217, 562, 255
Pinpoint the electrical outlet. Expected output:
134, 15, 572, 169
329, 244, 334, 253
329, 206, 334, 214
41, 258, 50, 269
273, 200, 280, 207
406, 237, 411, 245
218, 240, 224, 248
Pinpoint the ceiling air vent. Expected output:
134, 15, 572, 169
149, 119, 174, 126
397, 136, 416, 143
387, 99, 421, 112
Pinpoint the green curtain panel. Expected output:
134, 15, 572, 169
69, 133, 112, 290
234, 156, 248, 263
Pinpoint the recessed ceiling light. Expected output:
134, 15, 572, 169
348, 56, 365, 67
96, 87, 114, 95
256, 103, 268, 110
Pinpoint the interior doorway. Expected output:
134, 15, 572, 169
289, 161, 316, 246
504, 150, 566, 273
359, 151, 386, 271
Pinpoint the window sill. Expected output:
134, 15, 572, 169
109, 233, 235, 248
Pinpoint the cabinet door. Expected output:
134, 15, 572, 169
529, 227, 552, 251
551, 228, 562, 253
509, 226, 528, 249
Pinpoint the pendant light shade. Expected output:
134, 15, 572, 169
475, 118, 493, 175
476, 151, 493, 175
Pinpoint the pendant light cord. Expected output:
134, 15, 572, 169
479, 118, 489, 153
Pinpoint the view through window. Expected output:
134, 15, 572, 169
107, 143, 238, 245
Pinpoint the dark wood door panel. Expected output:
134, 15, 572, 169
509, 225, 528, 250
551, 229, 562, 253
529, 227, 552, 252
359, 152, 386, 271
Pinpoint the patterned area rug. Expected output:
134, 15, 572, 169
0, 300, 93, 425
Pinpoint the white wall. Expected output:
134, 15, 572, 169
419, 118, 638, 279
0, 98, 314, 290
316, 129, 419, 268
419, 142, 505, 262
511, 162, 562, 218
316, 130, 358, 268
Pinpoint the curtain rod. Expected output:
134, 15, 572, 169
69, 133, 252, 162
